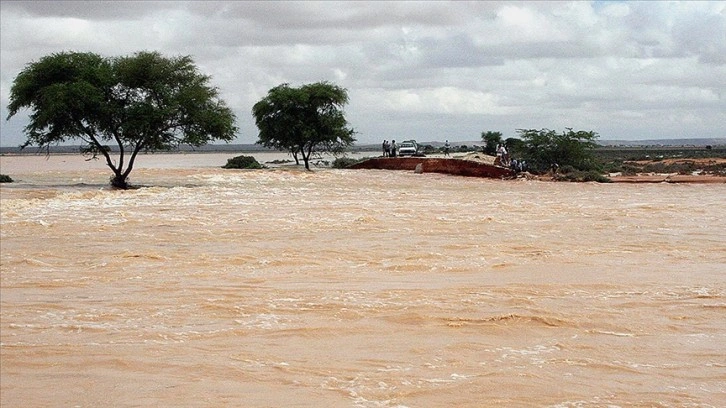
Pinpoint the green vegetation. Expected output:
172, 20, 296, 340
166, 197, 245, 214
7, 51, 237, 189
553, 166, 611, 183
252, 82, 356, 170
517, 128, 599, 173
479, 128, 608, 181
331, 157, 364, 168
222, 155, 264, 169
481, 131, 503, 155
0, 174, 14, 183
504, 137, 526, 159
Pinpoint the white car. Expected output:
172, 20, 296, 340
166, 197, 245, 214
398, 140, 418, 156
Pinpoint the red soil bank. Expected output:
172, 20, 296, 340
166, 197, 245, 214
348, 157, 515, 179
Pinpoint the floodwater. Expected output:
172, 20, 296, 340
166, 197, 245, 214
1, 153, 725, 407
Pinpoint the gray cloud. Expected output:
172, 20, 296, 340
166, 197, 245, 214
1, 1, 180, 20
1, 1, 724, 146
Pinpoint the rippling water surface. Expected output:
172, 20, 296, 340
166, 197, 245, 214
1, 153, 725, 407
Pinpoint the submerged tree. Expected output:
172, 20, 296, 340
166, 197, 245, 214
7, 51, 237, 189
517, 128, 599, 172
252, 82, 356, 170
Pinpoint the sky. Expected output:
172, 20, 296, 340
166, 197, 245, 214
1, 1, 724, 147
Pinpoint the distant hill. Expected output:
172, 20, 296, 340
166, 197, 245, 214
597, 138, 726, 147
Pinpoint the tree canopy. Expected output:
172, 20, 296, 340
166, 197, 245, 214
516, 128, 599, 172
7, 51, 237, 188
481, 131, 503, 155
252, 82, 355, 170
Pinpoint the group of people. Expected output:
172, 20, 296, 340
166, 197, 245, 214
495, 144, 509, 166
510, 158, 529, 173
496, 144, 530, 173
382, 140, 397, 157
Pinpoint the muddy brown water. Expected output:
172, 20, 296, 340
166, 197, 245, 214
1, 153, 724, 407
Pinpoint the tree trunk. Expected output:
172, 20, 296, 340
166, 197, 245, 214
302, 144, 313, 170
110, 173, 129, 189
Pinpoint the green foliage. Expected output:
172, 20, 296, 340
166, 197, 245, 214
504, 137, 525, 158
0, 174, 14, 183
7, 51, 237, 188
558, 165, 577, 174
582, 171, 612, 183
331, 157, 361, 168
222, 155, 264, 169
554, 170, 611, 183
252, 81, 356, 170
517, 128, 599, 173
481, 131, 503, 155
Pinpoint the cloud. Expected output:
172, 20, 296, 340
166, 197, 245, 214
1, 1, 725, 147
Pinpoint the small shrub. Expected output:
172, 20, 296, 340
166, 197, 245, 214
620, 166, 639, 176
601, 160, 634, 174
581, 170, 612, 183
554, 170, 611, 183
222, 155, 264, 169
559, 165, 576, 174
642, 161, 696, 175
0, 174, 14, 183
331, 157, 361, 168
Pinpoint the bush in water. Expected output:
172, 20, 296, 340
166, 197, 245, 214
222, 155, 264, 169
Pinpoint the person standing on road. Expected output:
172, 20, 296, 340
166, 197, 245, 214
390, 140, 397, 158
444, 140, 451, 157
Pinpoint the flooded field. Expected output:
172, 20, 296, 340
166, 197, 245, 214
1, 153, 725, 407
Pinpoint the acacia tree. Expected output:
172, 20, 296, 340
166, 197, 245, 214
252, 82, 355, 170
481, 131, 503, 155
7, 51, 237, 189
517, 128, 599, 172
504, 137, 526, 158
